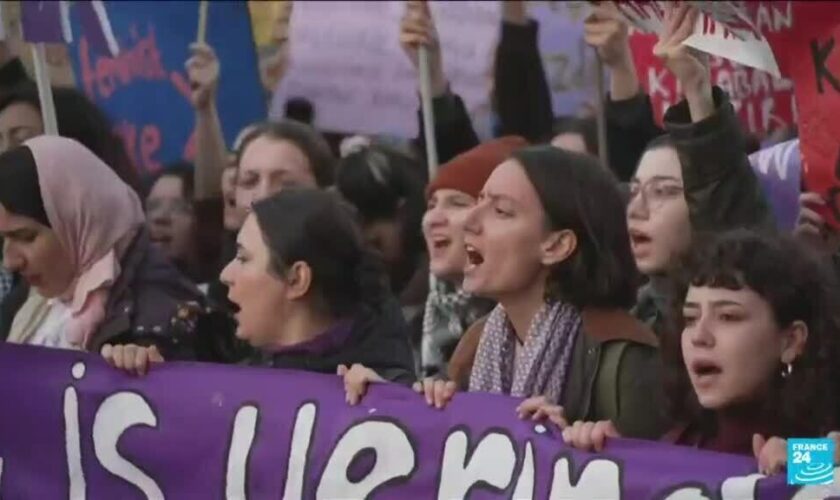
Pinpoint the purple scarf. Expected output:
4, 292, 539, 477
469, 301, 582, 404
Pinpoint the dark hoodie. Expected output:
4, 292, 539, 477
246, 298, 416, 385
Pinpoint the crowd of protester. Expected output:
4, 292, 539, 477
2, 1, 840, 476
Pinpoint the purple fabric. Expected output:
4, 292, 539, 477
748, 139, 802, 231
0, 344, 810, 498
20, 1, 66, 44
270, 320, 354, 356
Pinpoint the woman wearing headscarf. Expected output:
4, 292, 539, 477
0, 136, 204, 359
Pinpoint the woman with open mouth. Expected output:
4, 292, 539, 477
417, 137, 524, 379
105, 188, 416, 385
344, 145, 667, 439
559, 230, 840, 474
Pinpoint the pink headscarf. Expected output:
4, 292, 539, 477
25, 136, 144, 349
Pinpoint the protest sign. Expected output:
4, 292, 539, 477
529, 1, 603, 118
271, 1, 499, 139
628, 31, 796, 135
749, 139, 802, 231
1, 343, 833, 499
748, 2, 840, 227
66, 1, 265, 176
613, 1, 780, 77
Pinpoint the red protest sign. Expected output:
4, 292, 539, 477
628, 31, 796, 135
752, 1, 840, 226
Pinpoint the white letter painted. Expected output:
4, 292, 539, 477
64, 386, 86, 499
283, 403, 316, 499
512, 441, 535, 500
438, 431, 516, 499
93, 392, 163, 499
317, 420, 414, 499
225, 405, 259, 499
548, 457, 620, 500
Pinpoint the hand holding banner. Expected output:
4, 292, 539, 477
0, 343, 823, 498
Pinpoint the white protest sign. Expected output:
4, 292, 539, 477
613, 1, 780, 78
270, 1, 500, 138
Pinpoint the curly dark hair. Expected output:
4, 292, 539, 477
664, 229, 840, 438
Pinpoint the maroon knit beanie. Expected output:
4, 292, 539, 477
426, 136, 528, 199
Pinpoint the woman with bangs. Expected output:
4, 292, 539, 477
560, 230, 840, 474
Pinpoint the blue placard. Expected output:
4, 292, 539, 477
787, 438, 835, 486
66, 1, 266, 177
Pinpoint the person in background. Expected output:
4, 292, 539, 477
206, 120, 337, 312
285, 97, 315, 126
336, 145, 428, 328
145, 162, 224, 287
550, 116, 598, 156
0, 137, 203, 360
623, 5, 773, 335
0, 83, 141, 194
344, 146, 665, 441
418, 137, 524, 378
106, 189, 416, 384
559, 230, 840, 475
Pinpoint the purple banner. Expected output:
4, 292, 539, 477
0, 344, 823, 498
749, 138, 802, 232
20, 1, 70, 44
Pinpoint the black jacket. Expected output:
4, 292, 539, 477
247, 299, 416, 385
1, 230, 207, 358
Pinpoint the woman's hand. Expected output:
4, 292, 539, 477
338, 364, 384, 405
562, 420, 621, 452
516, 396, 569, 428
752, 434, 788, 475
653, 4, 713, 121
186, 43, 220, 110
400, 0, 447, 96
413, 377, 456, 409
101, 344, 164, 376
794, 192, 840, 255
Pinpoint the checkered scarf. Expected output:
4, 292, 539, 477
421, 278, 493, 378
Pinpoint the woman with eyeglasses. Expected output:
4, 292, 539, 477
145, 163, 224, 289
624, 5, 774, 336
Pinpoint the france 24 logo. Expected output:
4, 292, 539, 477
787, 438, 835, 485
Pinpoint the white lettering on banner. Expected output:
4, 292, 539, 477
751, 140, 798, 180
548, 457, 621, 499
64, 363, 87, 499
283, 402, 316, 499
317, 420, 416, 498
648, 67, 671, 100
663, 487, 712, 499
512, 441, 536, 499
754, 1, 793, 34
720, 473, 763, 499
92, 392, 164, 499
437, 430, 517, 498
225, 405, 259, 499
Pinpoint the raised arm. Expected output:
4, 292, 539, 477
187, 43, 229, 201
656, 5, 774, 233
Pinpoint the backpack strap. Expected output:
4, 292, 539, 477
593, 341, 630, 421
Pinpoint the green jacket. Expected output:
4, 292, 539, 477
448, 308, 666, 440
632, 87, 776, 334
